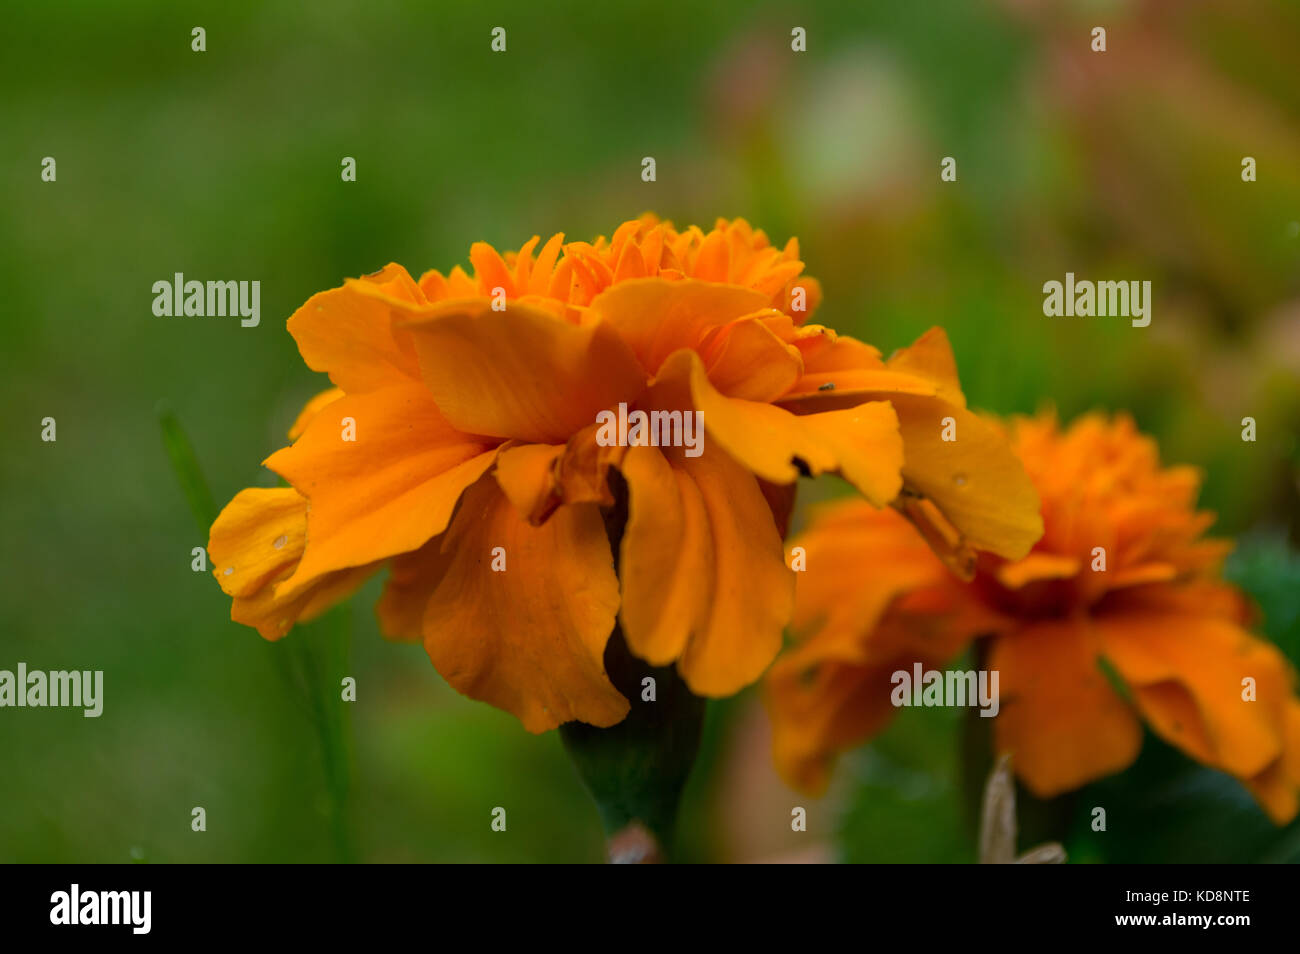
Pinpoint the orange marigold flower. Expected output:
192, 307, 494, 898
208, 216, 1042, 733
767, 411, 1300, 823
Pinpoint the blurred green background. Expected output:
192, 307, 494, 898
2, 0, 1298, 863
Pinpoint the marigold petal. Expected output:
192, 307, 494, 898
209, 488, 308, 599
781, 275, 822, 322
797, 404, 905, 507
995, 553, 1082, 590
287, 386, 344, 440
778, 331, 932, 403
701, 315, 803, 402
590, 278, 770, 375
233, 563, 376, 640
1243, 700, 1300, 824
401, 300, 646, 443
375, 537, 455, 643
421, 477, 628, 732
1096, 612, 1289, 778
208, 487, 377, 639
888, 394, 1043, 560
356, 261, 426, 303
264, 381, 498, 591
555, 422, 626, 508
528, 234, 565, 296
991, 619, 1143, 797
768, 501, 990, 792
655, 348, 905, 505
286, 264, 426, 392
617, 445, 712, 666
884, 327, 967, 408
789, 501, 978, 658
766, 649, 899, 795
469, 242, 516, 297
494, 442, 563, 525
670, 444, 795, 696
776, 328, 967, 413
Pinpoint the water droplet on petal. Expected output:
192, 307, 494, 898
273, 534, 288, 550
953, 472, 968, 487
222, 566, 233, 576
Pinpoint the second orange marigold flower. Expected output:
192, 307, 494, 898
767, 411, 1300, 824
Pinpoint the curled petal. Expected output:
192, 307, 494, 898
1243, 700, 1300, 825
654, 348, 905, 506
208, 487, 378, 639
210, 488, 308, 599
1097, 609, 1290, 779
494, 443, 564, 525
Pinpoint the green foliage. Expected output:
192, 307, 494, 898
839, 706, 974, 863
1227, 531, 1300, 666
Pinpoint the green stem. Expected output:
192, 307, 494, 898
958, 643, 993, 840
272, 611, 357, 863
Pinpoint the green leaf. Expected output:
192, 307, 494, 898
1054, 732, 1299, 863
839, 705, 973, 863
157, 402, 218, 534
1225, 530, 1300, 666
156, 402, 356, 860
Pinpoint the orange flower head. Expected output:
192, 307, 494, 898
208, 216, 1042, 733
767, 411, 1300, 824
